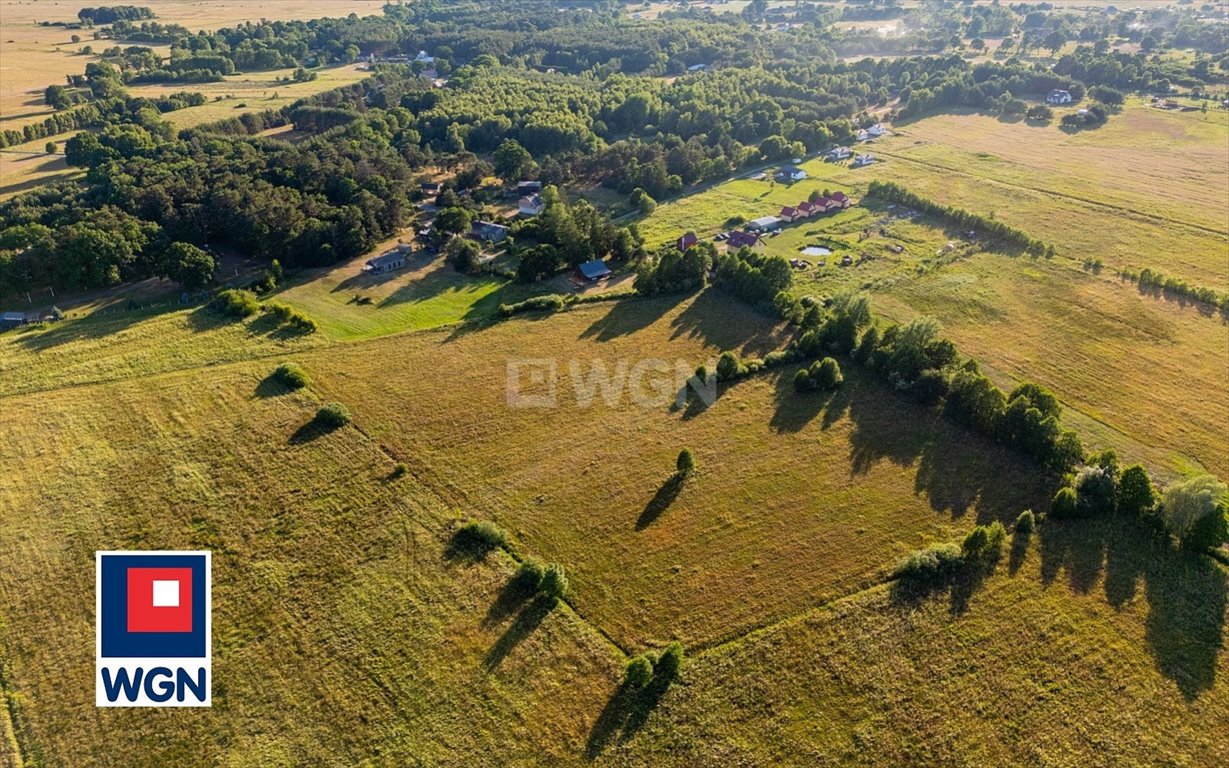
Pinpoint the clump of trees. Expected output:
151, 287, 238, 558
624, 641, 685, 691
714, 248, 793, 311
793, 357, 843, 393
263, 303, 318, 334
634, 242, 712, 297
894, 522, 1006, 585
511, 186, 640, 282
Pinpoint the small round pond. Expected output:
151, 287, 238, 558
801, 246, 832, 257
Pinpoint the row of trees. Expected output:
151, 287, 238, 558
867, 180, 1054, 257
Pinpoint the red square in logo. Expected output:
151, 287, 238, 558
126, 568, 193, 633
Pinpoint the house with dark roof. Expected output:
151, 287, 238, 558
830, 191, 851, 208
577, 259, 612, 282
677, 231, 700, 250
779, 206, 801, 222
470, 221, 510, 243
726, 230, 762, 249
516, 181, 543, 196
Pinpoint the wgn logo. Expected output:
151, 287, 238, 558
96, 551, 211, 707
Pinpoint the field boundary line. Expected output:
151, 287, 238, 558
874, 149, 1229, 239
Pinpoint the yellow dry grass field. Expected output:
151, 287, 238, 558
0, 284, 1223, 765
0, 0, 386, 131
126, 64, 372, 129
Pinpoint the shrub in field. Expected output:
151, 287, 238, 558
676, 448, 695, 476
264, 302, 318, 333
1050, 486, 1078, 519
273, 363, 309, 390
539, 563, 569, 602
1014, 509, 1036, 534
625, 655, 654, 689
499, 294, 567, 316
211, 288, 260, 318
961, 522, 1005, 562
715, 350, 744, 381
315, 402, 351, 428
452, 520, 509, 557
510, 557, 546, 594
654, 642, 684, 682
389, 463, 408, 480
893, 542, 964, 583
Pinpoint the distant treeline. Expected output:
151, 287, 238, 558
0, 91, 204, 149
79, 6, 155, 25
866, 180, 1054, 257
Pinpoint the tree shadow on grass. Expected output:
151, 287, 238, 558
768, 368, 845, 433
579, 294, 673, 342
585, 675, 673, 758
482, 579, 535, 628
889, 550, 1002, 617
254, 372, 292, 398
636, 474, 685, 530
1008, 527, 1032, 575
288, 418, 340, 445
483, 595, 555, 671
668, 289, 783, 357
1038, 517, 1227, 700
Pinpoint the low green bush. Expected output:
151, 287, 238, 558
625, 654, 654, 689
1014, 509, 1036, 534
273, 363, 309, 390
676, 448, 695, 476
654, 641, 685, 682
893, 542, 964, 583
539, 562, 569, 601
264, 302, 318, 333
510, 557, 546, 594
211, 288, 260, 318
499, 294, 567, 316
315, 402, 351, 428
452, 521, 509, 557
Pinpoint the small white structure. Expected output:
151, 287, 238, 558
824, 146, 852, 161
1047, 89, 1073, 105
518, 194, 545, 216
749, 216, 782, 231
776, 165, 807, 182
867, 123, 887, 137
687, 63, 709, 73
364, 248, 409, 274
852, 153, 877, 168
856, 129, 870, 142
414, 50, 435, 64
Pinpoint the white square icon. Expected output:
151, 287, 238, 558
152, 580, 180, 608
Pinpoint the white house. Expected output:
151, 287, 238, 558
867, 123, 887, 137
1047, 89, 1073, 105
856, 129, 870, 142
414, 50, 435, 64
852, 153, 876, 168
776, 165, 807, 182
824, 146, 852, 161
518, 194, 545, 216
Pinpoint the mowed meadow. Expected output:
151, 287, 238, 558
637, 101, 1229, 479
0, 284, 1225, 765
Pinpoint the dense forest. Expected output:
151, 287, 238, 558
2, 0, 1226, 297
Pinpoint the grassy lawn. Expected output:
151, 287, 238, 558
273, 251, 539, 342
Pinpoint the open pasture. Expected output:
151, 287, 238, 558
301, 293, 1055, 649
0, 360, 620, 766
